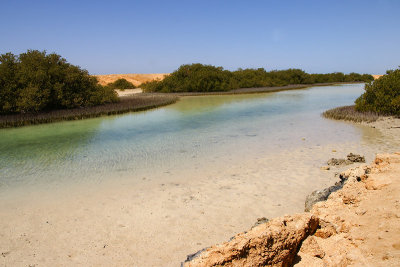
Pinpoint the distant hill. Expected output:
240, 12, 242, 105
372, 74, 383, 80
94, 73, 169, 87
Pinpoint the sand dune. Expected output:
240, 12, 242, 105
94, 73, 169, 86
372, 74, 383, 80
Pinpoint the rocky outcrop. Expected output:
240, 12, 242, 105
327, 153, 365, 166
304, 183, 341, 212
297, 152, 400, 266
304, 172, 349, 212
182, 214, 319, 267
327, 158, 352, 166
183, 153, 400, 266
346, 153, 365, 163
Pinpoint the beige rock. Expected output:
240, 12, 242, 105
365, 173, 392, 190
298, 152, 400, 266
313, 220, 337, 239
183, 214, 319, 267
300, 236, 325, 258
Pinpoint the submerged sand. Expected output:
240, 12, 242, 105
0, 117, 399, 266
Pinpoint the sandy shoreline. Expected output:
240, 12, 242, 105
362, 116, 400, 144
0, 146, 341, 266
181, 116, 400, 266
0, 114, 399, 266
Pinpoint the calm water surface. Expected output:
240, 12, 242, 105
0, 84, 391, 191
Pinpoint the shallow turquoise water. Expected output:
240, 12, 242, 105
0, 84, 382, 190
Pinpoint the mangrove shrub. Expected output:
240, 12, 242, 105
355, 67, 400, 115
0, 50, 118, 114
142, 64, 234, 92
106, 78, 135, 90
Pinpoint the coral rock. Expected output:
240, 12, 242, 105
183, 214, 319, 267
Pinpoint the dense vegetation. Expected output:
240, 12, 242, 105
355, 67, 400, 115
0, 50, 118, 114
141, 63, 374, 93
106, 78, 135, 90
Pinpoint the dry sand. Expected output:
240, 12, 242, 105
0, 118, 399, 266
115, 88, 143, 97
372, 74, 384, 80
94, 73, 169, 87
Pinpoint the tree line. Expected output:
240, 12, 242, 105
141, 63, 374, 93
1, 51, 378, 115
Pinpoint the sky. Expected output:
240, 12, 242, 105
1, 0, 399, 75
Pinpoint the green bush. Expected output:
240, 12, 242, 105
106, 78, 135, 90
142, 64, 234, 93
141, 63, 374, 93
355, 67, 400, 115
0, 50, 118, 114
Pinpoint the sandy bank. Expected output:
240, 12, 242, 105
183, 152, 400, 266
362, 116, 400, 145
116, 88, 143, 97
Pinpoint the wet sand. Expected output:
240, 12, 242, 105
362, 116, 400, 144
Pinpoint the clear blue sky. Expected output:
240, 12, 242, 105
1, 0, 399, 74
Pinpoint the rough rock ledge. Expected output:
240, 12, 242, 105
183, 152, 400, 267
183, 214, 319, 267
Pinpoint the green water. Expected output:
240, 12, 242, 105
0, 84, 390, 190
